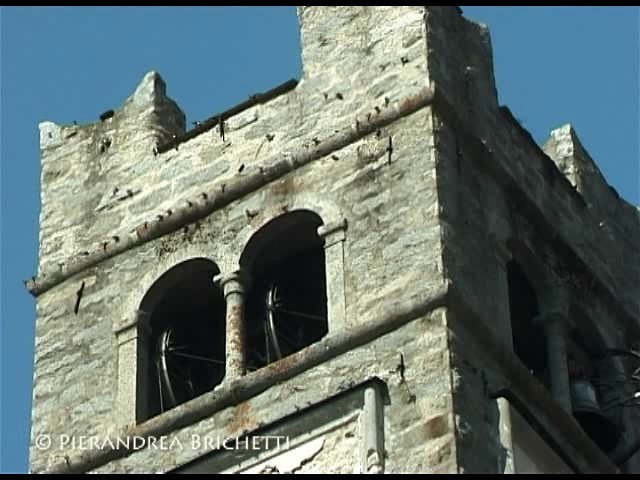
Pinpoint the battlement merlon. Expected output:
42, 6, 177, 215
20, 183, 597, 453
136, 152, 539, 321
39, 71, 185, 154
36, 71, 185, 275
544, 124, 640, 217
297, 6, 498, 116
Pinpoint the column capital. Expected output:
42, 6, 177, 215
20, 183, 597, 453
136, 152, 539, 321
214, 269, 252, 298
318, 218, 348, 247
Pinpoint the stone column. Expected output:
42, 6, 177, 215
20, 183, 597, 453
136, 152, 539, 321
495, 398, 515, 474
113, 310, 151, 426
360, 384, 385, 474
536, 310, 572, 413
490, 236, 515, 348
489, 240, 517, 473
215, 270, 251, 382
317, 219, 348, 332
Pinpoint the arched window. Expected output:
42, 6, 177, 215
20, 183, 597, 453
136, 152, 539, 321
240, 211, 328, 371
138, 258, 226, 421
507, 260, 548, 388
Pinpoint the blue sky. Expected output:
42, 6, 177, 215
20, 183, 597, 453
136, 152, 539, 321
1, 6, 638, 474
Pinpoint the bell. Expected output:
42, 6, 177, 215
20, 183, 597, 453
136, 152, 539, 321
571, 380, 621, 453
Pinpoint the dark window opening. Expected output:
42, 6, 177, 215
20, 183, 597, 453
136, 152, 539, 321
139, 260, 226, 421
242, 211, 328, 371
507, 260, 548, 388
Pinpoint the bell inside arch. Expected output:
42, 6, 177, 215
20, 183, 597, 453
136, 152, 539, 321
571, 380, 621, 453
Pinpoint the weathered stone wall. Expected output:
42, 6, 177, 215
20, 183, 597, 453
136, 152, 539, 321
428, 8, 639, 473
30, 6, 454, 473
87, 311, 455, 474
435, 103, 640, 473
434, 105, 639, 322
447, 318, 511, 474
424, 6, 498, 125
36, 6, 432, 277
31, 108, 446, 472
37, 75, 185, 276
29, 5, 639, 474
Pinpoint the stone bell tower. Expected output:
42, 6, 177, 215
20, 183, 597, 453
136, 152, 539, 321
27, 6, 639, 474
